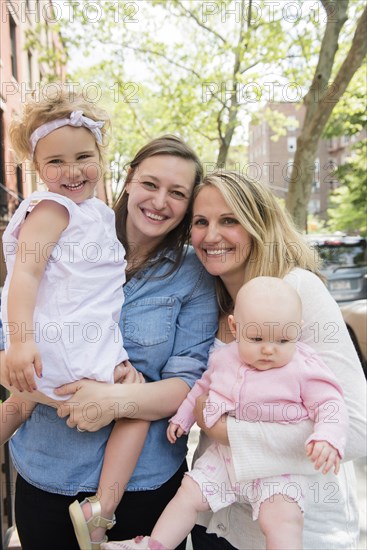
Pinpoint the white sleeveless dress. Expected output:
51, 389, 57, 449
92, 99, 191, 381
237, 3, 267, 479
2, 191, 128, 399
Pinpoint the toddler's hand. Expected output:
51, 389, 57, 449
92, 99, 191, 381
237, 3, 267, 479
306, 440, 340, 474
167, 422, 185, 444
6, 342, 42, 393
114, 360, 145, 384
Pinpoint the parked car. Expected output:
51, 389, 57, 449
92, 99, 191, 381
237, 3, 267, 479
340, 299, 367, 376
306, 233, 367, 303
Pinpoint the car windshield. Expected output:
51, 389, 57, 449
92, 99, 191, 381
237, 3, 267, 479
317, 243, 367, 269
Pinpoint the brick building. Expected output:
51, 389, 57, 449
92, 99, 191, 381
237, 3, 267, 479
1, 0, 67, 219
248, 102, 361, 219
1, 4, 66, 545
0, 0, 67, 292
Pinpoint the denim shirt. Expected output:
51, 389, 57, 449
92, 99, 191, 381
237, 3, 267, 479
7, 246, 218, 495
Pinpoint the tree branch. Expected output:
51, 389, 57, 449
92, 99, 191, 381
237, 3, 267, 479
308, 3, 367, 136
239, 60, 263, 74
125, 102, 152, 141
195, 128, 218, 142
320, 0, 337, 14
118, 42, 202, 79
203, 86, 227, 109
174, 1, 227, 45
217, 107, 225, 145
303, 0, 349, 121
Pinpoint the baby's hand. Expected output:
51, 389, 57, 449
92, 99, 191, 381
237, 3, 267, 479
167, 422, 185, 444
306, 440, 340, 475
6, 342, 42, 393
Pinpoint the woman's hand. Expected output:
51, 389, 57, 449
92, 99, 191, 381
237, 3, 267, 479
55, 361, 145, 432
194, 393, 230, 446
55, 379, 134, 432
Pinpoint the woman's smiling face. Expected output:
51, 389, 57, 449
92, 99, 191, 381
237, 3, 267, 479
191, 185, 252, 282
125, 154, 196, 250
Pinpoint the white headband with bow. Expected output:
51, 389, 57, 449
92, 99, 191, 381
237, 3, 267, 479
30, 110, 105, 157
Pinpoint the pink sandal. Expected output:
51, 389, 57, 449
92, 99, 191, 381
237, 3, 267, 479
101, 536, 167, 550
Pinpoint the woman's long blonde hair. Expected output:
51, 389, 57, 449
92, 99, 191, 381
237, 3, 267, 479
196, 170, 322, 313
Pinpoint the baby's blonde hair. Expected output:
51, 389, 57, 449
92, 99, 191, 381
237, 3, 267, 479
235, 277, 302, 322
9, 88, 110, 166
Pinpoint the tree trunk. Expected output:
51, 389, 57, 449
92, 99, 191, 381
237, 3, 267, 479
217, 133, 232, 166
287, 138, 319, 231
286, 0, 367, 229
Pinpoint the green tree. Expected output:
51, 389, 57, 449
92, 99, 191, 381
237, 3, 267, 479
285, 0, 367, 229
323, 62, 366, 138
327, 140, 367, 235
59, 0, 293, 166
34, 1, 366, 226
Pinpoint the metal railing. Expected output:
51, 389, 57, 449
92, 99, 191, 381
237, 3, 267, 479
1, 386, 15, 550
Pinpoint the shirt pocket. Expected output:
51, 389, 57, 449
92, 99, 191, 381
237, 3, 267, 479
122, 297, 175, 346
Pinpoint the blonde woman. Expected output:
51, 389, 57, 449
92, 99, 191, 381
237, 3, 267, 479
189, 171, 366, 549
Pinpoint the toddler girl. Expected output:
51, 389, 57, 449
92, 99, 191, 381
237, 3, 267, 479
0, 90, 148, 550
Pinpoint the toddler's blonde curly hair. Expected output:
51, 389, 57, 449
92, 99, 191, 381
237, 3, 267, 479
9, 87, 111, 167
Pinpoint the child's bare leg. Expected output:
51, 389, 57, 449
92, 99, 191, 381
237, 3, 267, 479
80, 419, 150, 543
0, 380, 60, 410
150, 475, 210, 549
258, 494, 303, 550
0, 394, 35, 445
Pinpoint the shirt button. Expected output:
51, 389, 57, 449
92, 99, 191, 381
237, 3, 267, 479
217, 523, 226, 531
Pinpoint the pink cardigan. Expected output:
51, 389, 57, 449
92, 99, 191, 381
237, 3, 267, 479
170, 341, 348, 458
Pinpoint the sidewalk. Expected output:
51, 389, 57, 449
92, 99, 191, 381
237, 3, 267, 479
5, 427, 367, 549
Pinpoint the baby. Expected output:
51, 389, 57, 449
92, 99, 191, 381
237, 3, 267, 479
102, 277, 348, 550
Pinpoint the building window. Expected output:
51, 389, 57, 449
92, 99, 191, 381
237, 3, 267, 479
287, 136, 297, 153
308, 198, 320, 214
0, 111, 7, 215
27, 51, 33, 86
9, 15, 18, 80
16, 166, 23, 199
45, 21, 50, 50
313, 157, 320, 186
329, 180, 337, 191
286, 116, 297, 132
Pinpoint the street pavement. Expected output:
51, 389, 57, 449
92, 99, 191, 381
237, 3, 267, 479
186, 426, 367, 550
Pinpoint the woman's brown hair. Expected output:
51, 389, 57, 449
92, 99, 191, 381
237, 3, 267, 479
114, 134, 202, 278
